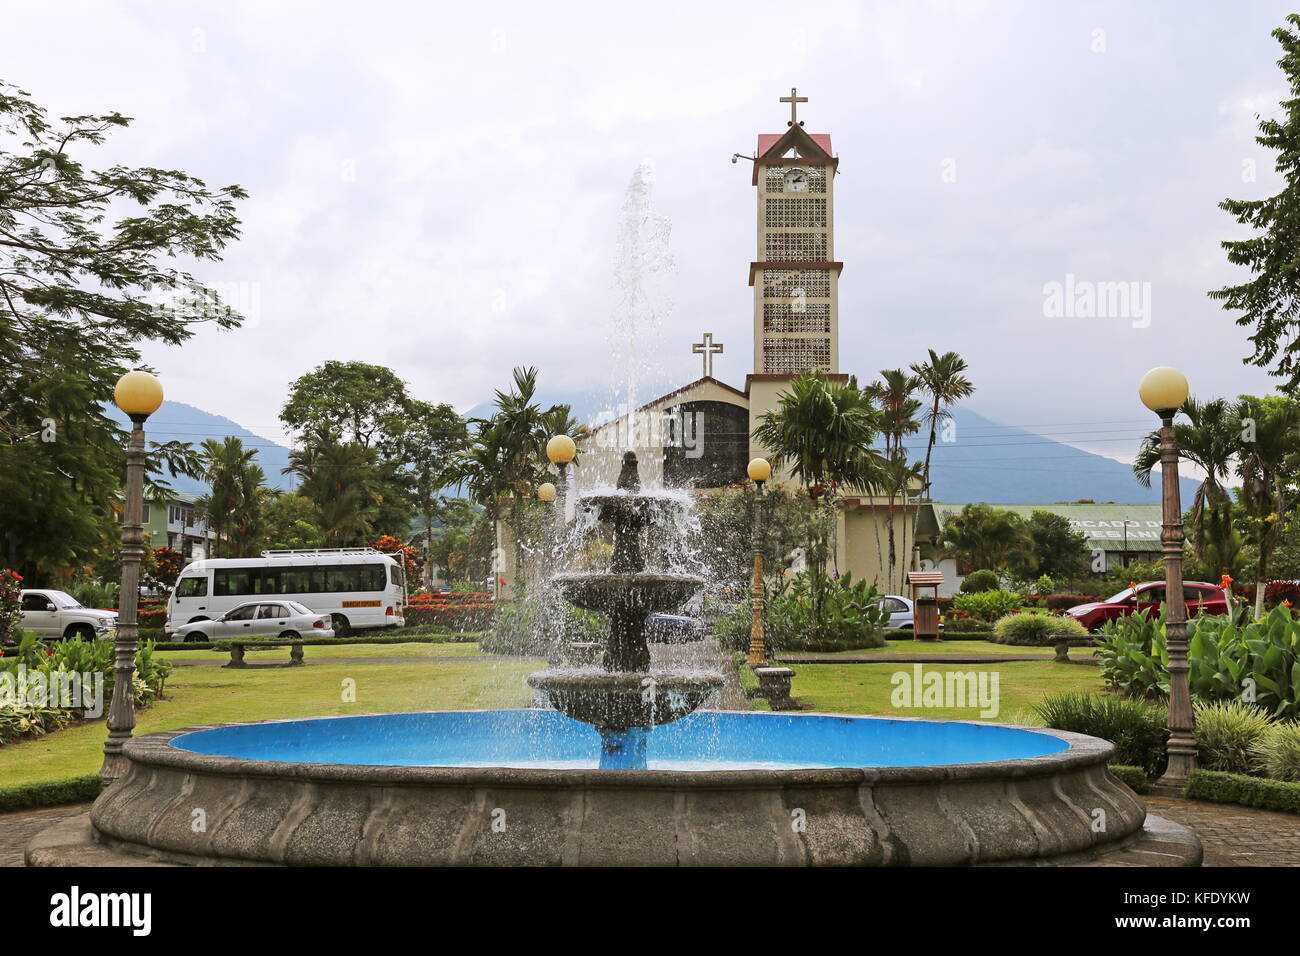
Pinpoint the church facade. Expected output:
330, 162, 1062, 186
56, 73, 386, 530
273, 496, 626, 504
501, 91, 920, 597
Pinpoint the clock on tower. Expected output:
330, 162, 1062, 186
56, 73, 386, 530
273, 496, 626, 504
746, 88, 842, 376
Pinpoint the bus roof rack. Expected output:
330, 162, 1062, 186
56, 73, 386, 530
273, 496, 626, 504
259, 548, 383, 558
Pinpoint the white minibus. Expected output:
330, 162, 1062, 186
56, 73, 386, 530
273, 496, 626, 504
166, 548, 406, 637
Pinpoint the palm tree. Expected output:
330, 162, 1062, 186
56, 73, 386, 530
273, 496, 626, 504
1133, 397, 1240, 574
753, 372, 885, 621
869, 368, 923, 457
910, 350, 976, 499
869, 369, 923, 591
1234, 395, 1300, 615
194, 437, 265, 558
939, 503, 1034, 572
283, 428, 379, 547
445, 367, 577, 592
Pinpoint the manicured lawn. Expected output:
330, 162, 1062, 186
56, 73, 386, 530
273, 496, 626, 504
784, 661, 1105, 724
0, 655, 541, 788
784, 639, 1056, 657
158, 641, 490, 662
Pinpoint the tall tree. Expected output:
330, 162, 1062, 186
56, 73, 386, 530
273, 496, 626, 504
283, 429, 379, 547
910, 349, 975, 499
753, 372, 884, 619
1234, 394, 1300, 615
939, 504, 1034, 573
398, 399, 469, 572
1134, 397, 1242, 574
194, 437, 266, 558
280, 360, 415, 453
0, 81, 245, 577
1209, 14, 1300, 392
868, 369, 923, 591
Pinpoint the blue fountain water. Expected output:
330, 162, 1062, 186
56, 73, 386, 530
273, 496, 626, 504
171, 710, 1068, 771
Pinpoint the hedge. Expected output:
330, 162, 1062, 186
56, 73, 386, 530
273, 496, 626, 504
0, 775, 102, 813
1107, 764, 1149, 793
1184, 768, 1300, 815
884, 631, 1051, 643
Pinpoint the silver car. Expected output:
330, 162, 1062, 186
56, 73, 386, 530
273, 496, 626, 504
879, 595, 915, 631
173, 600, 334, 642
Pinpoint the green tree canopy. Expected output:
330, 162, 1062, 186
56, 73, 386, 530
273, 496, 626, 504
0, 81, 245, 578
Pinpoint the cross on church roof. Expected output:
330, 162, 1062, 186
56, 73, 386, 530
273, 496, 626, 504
780, 87, 808, 127
692, 333, 723, 378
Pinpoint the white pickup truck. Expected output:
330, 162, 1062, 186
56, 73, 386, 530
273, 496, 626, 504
18, 589, 117, 640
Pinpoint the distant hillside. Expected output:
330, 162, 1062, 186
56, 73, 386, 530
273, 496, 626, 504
153, 391, 1193, 505
468, 389, 1197, 504
925, 406, 1198, 505
105, 401, 295, 497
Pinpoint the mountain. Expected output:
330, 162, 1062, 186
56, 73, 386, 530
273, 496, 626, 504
468, 389, 1197, 504
105, 401, 295, 498
150, 392, 1193, 505
925, 406, 1197, 505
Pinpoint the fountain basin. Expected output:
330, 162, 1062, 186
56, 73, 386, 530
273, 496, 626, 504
526, 669, 726, 734
79, 710, 1176, 866
554, 571, 701, 615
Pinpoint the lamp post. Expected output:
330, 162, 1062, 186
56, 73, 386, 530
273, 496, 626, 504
1139, 366, 1197, 792
101, 370, 163, 781
546, 434, 576, 529
746, 458, 772, 666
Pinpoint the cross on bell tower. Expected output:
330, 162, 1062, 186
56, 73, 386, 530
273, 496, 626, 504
780, 87, 808, 127
692, 333, 724, 377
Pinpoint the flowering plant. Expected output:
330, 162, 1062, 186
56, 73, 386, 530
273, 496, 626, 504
0, 569, 23, 645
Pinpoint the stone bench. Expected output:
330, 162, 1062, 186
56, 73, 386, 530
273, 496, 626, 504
753, 666, 797, 710
224, 640, 305, 668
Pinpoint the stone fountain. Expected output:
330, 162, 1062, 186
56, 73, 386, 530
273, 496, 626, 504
526, 451, 724, 768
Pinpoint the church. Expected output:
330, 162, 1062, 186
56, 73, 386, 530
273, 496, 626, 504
506, 90, 921, 596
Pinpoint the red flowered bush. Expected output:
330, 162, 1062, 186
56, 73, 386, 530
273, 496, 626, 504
403, 591, 495, 631
0, 568, 23, 645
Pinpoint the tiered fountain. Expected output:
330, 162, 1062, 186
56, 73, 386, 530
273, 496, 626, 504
527, 451, 723, 769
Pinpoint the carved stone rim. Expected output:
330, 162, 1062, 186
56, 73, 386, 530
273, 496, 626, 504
130, 710, 1113, 789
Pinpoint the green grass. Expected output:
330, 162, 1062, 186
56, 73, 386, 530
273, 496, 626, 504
784, 661, 1104, 723
157, 641, 490, 662
781, 640, 1085, 657
0, 655, 541, 789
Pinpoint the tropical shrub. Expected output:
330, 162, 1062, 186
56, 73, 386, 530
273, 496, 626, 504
991, 613, 1090, 646
1253, 722, 1300, 782
1193, 699, 1273, 774
481, 596, 602, 656
0, 635, 170, 744
69, 581, 119, 611
1033, 691, 1169, 776
1044, 592, 1101, 611
959, 569, 999, 593
951, 588, 1021, 623
0, 569, 22, 644
1098, 605, 1300, 718
765, 571, 889, 652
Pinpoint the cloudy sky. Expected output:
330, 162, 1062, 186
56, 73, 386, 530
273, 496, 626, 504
4, 0, 1294, 464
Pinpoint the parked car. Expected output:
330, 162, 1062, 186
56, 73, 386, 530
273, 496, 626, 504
1063, 581, 1229, 632
878, 595, 915, 630
645, 612, 705, 643
18, 589, 117, 641
171, 600, 334, 642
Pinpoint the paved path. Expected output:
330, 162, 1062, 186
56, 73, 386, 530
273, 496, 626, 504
0, 803, 91, 867
1143, 795, 1300, 866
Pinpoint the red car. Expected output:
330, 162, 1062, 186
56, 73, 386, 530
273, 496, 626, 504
1064, 581, 1230, 632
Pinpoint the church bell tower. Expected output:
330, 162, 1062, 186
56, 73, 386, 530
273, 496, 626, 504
749, 88, 841, 375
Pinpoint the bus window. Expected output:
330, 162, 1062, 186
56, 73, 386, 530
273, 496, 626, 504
176, 577, 208, 598
281, 568, 312, 594
215, 569, 252, 596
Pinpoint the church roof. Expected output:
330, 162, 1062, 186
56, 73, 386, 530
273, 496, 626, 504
757, 131, 833, 157
578, 376, 748, 440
